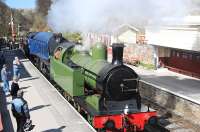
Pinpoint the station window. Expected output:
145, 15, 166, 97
182, 53, 188, 59
171, 50, 176, 57
196, 55, 200, 61
176, 52, 179, 57
189, 54, 192, 60
54, 47, 62, 60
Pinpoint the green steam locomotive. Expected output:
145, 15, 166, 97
26, 32, 168, 132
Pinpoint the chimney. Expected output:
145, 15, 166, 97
112, 43, 124, 65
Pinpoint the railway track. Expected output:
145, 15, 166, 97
142, 98, 200, 132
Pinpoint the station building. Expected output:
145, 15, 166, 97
146, 24, 200, 78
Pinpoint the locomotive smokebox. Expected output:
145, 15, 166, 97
112, 43, 124, 65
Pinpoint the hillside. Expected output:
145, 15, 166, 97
0, 1, 34, 37
0, 1, 11, 36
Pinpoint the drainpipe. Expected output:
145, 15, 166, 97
153, 46, 159, 70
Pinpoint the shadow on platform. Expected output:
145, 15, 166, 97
20, 77, 39, 82
30, 104, 51, 112
20, 85, 32, 90
41, 126, 66, 132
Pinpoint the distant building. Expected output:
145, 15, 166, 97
86, 24, 141, 45
112, 24, 139, 44
85, 24, 152, 65
111, 24, 153, 65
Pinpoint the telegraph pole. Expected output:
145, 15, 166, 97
18, 24, 22, 36
9, 12, 16, 41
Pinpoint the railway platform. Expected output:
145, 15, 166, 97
133, 67, 200, 104
0, 50, 96, 132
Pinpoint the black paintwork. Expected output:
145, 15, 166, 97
74, 96, 141, 116
97, 64, 140, 101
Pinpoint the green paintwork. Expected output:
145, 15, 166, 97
92, 42, 107, 60
50, 47, 84, 97
85, 95, 101, 111
70, 43, 108, 89
50, 42, 108, 111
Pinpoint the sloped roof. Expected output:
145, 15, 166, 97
113, 24, 139, 36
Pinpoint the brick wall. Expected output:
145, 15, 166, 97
123, 43, 154, 64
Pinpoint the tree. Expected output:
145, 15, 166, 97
0, 1, 11, 36
36, 0, 52, 16
31, 14, 51, 31
29, 0, 52, 31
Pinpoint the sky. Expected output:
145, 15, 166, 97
5, 0, 36, 9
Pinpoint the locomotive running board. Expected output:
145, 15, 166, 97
74, 96, 156, 117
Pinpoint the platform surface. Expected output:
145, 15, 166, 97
0, 50, 96, 132
129, 65, 200, 105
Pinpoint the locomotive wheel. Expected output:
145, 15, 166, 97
74, 102, 80, 111
35, 58, 40, 69
69, 100, 74, 105
77, 104, 81, 112
39, 60, 43, 72
63, 92, 68, 99
80, 110, 87, 119
49, 75, 53, 81
96, 128, 106, 132
61, 90, 65, 97
39, 61, 48, 76
87, 114, 93, 125
66, 95, 70, 101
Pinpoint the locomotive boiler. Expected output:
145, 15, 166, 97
26, 32, 168, 132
